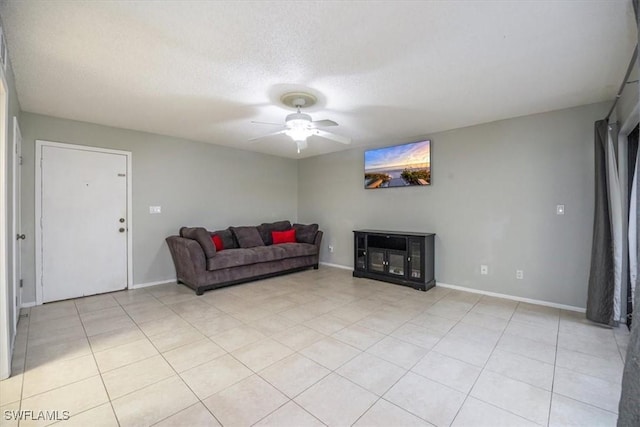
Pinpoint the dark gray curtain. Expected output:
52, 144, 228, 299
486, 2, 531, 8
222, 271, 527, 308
587, 120, 616, 325
619, 283, 640, 426
617, 1, 639, 424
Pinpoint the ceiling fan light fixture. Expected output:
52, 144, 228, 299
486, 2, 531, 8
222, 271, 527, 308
250, 91, 349, 152
285, 112, 312, 127
285, 127, 313, 142
286, 118, 311, 129
296, 139, 308, 154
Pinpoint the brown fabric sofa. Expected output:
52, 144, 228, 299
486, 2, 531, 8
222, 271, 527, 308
166, 221, 323, 295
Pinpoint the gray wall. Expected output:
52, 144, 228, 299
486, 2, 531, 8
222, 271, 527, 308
20, 113, 298, 304
298, 102, 609, 308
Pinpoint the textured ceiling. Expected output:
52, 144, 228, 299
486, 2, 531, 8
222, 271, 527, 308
0, 1, 636, 158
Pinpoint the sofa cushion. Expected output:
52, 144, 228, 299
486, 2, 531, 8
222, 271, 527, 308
206, 245, 289, 271
180, 227, 216, 258
211, 228, 237, 249
249, 246, 288, 263
207, 248, 257, 270
257, 220, 292, 245
272, 229, 296, 244
278, 242, 318, 258
293, 223, 319, 244
231, 226, 265, 248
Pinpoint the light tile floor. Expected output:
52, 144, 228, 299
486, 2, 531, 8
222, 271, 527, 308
0, 267, 630, 426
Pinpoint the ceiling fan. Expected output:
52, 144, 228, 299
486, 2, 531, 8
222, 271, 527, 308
249, 92, 351, 153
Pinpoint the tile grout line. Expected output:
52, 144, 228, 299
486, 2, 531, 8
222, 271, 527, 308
74, 297, 122, 427
16, 306, 114, 420
10, 275, 366, 422
549, 392, 620, 416
143, 282, 349, 424
435, 295, 496, 426
7, 270, 625, 426
253, 366, 330, 426
115, 288, 226, 427
15, 306, 30, 427
195, 276, 340, 426
343, 290, 464, 426
545, 309, 562, 426
250, 289, 391, 425
348, 291, 446, 423
552, 314, 624, 417
448, 297, 525, 426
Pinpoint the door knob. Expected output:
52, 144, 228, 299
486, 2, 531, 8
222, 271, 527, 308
119, 228, 125, 233
119, 218, 125, 223
16, 234, 25, 240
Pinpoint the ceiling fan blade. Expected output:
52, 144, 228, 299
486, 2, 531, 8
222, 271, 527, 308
312, 129, 352, 145
310, 119, 338, 128
251, 120, 284, 126
248, 129, 287, 142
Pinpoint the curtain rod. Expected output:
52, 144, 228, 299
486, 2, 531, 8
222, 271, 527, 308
605, 45, 639, 121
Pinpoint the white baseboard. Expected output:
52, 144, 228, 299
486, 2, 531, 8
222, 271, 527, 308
131, 279, 176, 289
318, 263, 586, 313
21, 272, 586, 313
19, 281, 176, 307
319, 262, 352, 271
436, 282, 586, 313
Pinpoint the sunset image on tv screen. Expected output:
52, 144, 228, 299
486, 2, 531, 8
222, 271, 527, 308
364, 140, 431, 189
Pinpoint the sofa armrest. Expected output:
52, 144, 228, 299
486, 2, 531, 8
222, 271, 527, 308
166, 236, 206, 282
313, 230, 323, 250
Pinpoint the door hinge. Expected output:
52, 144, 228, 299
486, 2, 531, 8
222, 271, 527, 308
19, 155, 23, 165
19, 279, 23, 288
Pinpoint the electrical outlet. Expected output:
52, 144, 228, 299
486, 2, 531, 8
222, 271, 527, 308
480, 265, 488, 275
328, 245, 334, 253
516, 270, 524, 279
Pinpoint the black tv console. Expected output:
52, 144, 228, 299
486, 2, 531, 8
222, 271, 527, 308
353, 230, 435, 291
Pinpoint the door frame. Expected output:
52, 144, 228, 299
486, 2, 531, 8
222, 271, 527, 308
11, 116, 21, 328
35, 140, 133, 306
0, 43, 10, 379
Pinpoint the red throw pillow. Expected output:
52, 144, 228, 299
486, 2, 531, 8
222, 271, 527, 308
211, 234, 224, 251
272, 229, 296, 244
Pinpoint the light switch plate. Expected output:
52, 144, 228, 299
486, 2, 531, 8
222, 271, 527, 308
149, 206, 161, 214
556, 205, 565, 215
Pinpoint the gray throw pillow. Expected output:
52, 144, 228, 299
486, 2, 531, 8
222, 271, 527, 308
211, 228, 238, 249
293, 223, 319, 244
180, 226, 216, 258
230, 226, 265, 248
257, 220, 292, 245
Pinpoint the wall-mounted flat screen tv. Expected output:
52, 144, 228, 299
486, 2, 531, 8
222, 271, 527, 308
364, 139, 431, 189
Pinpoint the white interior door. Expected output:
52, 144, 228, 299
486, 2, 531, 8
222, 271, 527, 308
11, 117, 21, 327
40, 144, 129, 302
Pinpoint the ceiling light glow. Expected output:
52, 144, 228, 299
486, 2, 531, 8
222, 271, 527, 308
285, 127, 313, 142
